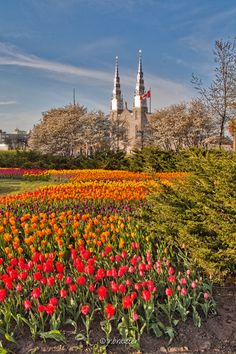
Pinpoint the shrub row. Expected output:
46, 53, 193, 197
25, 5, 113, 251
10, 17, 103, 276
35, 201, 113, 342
0, 147, 234, 172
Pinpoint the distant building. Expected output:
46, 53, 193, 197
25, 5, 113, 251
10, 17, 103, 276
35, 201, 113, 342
109, 51, 152, 153
203, 135, 233, 151
0, 128, 29, 150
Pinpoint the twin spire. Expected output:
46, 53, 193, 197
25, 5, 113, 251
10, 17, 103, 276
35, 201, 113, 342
135, 49, 145, 96
112, 50, 147, 112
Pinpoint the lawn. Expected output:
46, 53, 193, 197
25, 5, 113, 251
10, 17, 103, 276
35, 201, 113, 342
0, 179, 56, 195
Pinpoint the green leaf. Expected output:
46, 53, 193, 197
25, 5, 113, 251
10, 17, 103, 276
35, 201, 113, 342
117, 320, 129, 340
0, 348, 8, 354
75, 333, 86, 342
39, 330, 66, 344
100, 320, 112, 336
157, 320, 166, 331
0, 340, 8, 354
29, 347, 40, 354
65, 319, 77, 334
150, 323, 162, 338
172, 319, 179, 326
192, 306, 201, 328
165, 326, 175, 344
5, 333, 16, 344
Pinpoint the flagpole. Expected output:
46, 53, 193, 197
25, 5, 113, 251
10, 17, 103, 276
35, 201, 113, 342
149, 87, 151, 113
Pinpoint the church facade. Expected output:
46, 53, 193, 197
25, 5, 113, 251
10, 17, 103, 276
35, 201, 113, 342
109, 50, 151, 153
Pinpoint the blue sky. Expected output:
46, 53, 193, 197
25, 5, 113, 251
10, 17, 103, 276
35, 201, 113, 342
0, 0, 235, 131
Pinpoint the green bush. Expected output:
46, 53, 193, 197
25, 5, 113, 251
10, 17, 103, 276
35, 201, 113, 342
136, 151, 236, 282
127, 147, 177, 172
0, 149, 129, 170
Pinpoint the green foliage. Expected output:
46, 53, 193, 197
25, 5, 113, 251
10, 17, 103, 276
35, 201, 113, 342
137, 150, 236, 282
127, 147, 177, 172
0, 150, 128, 170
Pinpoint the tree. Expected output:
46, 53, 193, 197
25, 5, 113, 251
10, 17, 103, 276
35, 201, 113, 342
136, 150, 236, 281
28, 104, 112, 156
109, 115, 130, 152
192, 39, 236, 145
149, 99, 213, 150
228, 104, 236, 152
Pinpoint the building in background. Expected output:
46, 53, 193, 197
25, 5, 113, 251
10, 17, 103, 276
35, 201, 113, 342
109, 51, 152, 153
0, 128, 29, 150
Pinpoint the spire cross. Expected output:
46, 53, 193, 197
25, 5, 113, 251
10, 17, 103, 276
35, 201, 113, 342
115, 56, 119, 75
138, 49, 142, 73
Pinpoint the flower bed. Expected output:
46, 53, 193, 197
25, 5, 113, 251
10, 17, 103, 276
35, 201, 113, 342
0, 170, 215, 350
0, 168, 50, 181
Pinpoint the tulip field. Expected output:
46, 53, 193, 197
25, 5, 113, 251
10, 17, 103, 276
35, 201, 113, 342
0, 169, 216, 351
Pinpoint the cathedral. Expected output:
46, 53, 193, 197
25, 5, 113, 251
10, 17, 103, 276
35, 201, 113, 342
109, 50, 152, 153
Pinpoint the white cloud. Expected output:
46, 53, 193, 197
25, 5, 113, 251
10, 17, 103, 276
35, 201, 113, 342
0, 42, 112, 83
0, 100, 17, 105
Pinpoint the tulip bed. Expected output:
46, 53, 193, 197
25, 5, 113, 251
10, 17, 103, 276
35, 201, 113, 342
0, 168, 50, 181
0, 170, 216, 350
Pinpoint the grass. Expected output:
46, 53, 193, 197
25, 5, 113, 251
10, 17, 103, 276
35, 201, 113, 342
0, 179, 55, 195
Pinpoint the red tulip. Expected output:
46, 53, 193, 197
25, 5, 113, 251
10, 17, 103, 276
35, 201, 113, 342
16, 284, 23, 292
32, 287, 41, 299
119, 284, 126, 294
24, 300, 32, 309
34, 272, 42, 281
97, 286, 107, 300
89, 284, 95, 292
47, 276, 55, 286
77, 275, 86, 285
142, 290, 151, 302
60, 289, 67, 298
104, 303, 116, 319
165, 288, 173, 297
18, 271, 28, 281
84, 264, 94, 275
45, 303, 55, 315
49, 297, 58, 306
122, 295, 133, 309
0, 289, 6, 302
132, 311, 139, 321
121, 251, 127, 258
70, 284, 77, 292
110, 281, 119, 293
65, 276, 72, 285
38, 304, 45, 312
10, 258, 18, 266
95, 268, 106, 280
81, 304, 90, 315
168, 275, 176, 283
56, 273, 63, 281
43, 261, 53, 273
118, 266, 128, 277
168, 266, 175, 275
130, 291, 137, 300
56, 261, 64, 273
41, 277, 47, 285
179, 278, 187, 285
191, 281, 197, 289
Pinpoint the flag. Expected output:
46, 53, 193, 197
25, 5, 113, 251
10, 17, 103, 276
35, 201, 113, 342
140, 89, 151, 100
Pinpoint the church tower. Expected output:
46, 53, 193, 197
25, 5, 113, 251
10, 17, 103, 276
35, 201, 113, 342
131, 50, 149, 149
110, 56, 123, 121
109, 51, 150, 153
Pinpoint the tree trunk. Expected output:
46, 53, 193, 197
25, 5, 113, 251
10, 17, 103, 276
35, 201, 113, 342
233, 130, 236, 153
